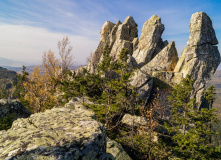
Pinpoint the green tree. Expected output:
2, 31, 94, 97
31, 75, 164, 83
13, 65, 29, 107
165, 75, 220, 159
205, 85, 216, 109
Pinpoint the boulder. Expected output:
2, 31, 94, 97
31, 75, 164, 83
121, 114, 147, 126
133, 15, 165, 67
174, 12, 220, 107
0, 107, 106, 159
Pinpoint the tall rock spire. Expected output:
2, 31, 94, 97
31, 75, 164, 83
133, 15, 165, 67
174, 12, 220, 108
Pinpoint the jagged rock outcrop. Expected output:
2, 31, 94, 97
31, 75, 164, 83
85, 11, 220, 106
0, 99, 31, 121
87, 21, 115, 73
133, 15, 165, 67
0, 107, 106, 159
174, 12, 220, 107
87, 16, 138, 73
110, 16, 138, 60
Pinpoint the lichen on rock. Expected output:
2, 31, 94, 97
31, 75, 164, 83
0, 107, 106, 159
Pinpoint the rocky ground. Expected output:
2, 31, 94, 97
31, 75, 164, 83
0, 98, 131, 160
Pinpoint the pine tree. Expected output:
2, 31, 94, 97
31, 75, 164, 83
13, 65, 29, 107
165, 75, 220, 159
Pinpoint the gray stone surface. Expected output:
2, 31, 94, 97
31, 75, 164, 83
121, 114, 147, 126
175, 12, 220, 107
187, 12, 218, 46
144, 41, 178, 71
130, 69, 153, 101
87, 21, 115, 73
0, 107, 106, 160
133, 15, 165, 67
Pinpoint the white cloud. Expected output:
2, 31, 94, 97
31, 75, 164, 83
0, 24, 99, 66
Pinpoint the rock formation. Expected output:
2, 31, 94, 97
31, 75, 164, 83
0, 98, 132, 160
86, 11, 220, 106
133, 15, 166, 67
0, 107, 106, 159
0, 99, 31, 122
87, 16, 138, 73
121, 114, 147, 126
174, 12, 220, 107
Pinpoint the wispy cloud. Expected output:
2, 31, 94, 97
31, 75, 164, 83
0, 0, 220, 65
0, 23, 98, 66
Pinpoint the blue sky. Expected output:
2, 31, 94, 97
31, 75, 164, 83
0, 0, 220, 67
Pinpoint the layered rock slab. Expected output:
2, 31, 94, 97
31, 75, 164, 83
0, 107, 106, 159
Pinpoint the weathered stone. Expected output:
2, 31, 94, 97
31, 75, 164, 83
0, 99, 31, 121
175, 12, 220, 107
110, 16, 138, 60
105, 138, 132, 160
144, 41, 178, 71
100, 21, 116, 43
133, 15, 165, 67
0, 107, 106, 159
115, 16, 138, 42
73, 66, 87, 76
110, 20, 122, 48
110, 39, 133, 60
121, 114, 147, 126
87, 21, 115, 73
187, 12, 218, 46
127, 55, 139, 70
130, 69, 153, 101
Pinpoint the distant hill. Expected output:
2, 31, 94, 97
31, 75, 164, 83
0, 57, 26, 67
3, 65, 82, 74
0, 67, 16, 79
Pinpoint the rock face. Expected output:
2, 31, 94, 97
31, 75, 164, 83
87, 16, 138, 73
133, 15, 165, 67
174, 12, 220, 107
87, 21, 115, 73
144, 41, 178, 72
0, 99, 31, 121
0, 107, 106, 159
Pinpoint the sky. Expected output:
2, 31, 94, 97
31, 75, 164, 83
0, 0, 221, 67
